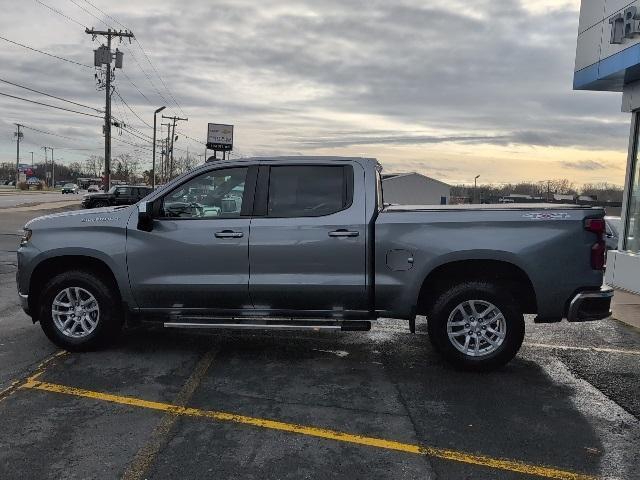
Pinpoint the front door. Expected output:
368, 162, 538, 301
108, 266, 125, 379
127, 166, 253, 313
248, 163, 368, 317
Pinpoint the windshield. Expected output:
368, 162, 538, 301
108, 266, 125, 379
63, 184, 75, 188
107, 186, 118, 194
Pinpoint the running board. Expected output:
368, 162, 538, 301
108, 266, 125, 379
163, 319, 371, 332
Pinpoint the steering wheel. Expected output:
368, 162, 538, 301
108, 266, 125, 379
189, 202, 205, 217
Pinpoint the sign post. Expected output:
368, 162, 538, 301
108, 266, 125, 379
206, 123, 233, 161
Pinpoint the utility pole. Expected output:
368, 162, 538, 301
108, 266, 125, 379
14, 124, 23, 188
161, 122, 171, 183
51, 149, 55, 187
86, 28, 134, 191
42, 146, 50, 187
162, 115, 187, 180
30, 151, 34, 168
474, 175, 480, 204
152, 106, 166, 189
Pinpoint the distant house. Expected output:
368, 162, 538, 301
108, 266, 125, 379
381, 172, 451, 205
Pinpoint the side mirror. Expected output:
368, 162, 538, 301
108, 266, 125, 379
137, 201, 154, 232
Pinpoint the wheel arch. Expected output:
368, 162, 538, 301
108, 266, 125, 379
29, 255, 122, 319
416, 259, 537, 315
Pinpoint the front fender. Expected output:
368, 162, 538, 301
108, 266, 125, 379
20, 246, 134, 307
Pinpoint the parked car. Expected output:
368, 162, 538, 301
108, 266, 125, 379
16, 157, 613, 371
87, 185, 100, 193
604, 216, 621, 250
81, 185, 153, 209
61, 183, 79, 194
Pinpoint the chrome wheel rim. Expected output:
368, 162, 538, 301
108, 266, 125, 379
51, 287, 100, 338
446, 300, 506, 357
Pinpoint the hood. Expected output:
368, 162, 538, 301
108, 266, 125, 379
83, 192, 109, 198
25, 205, 133, 229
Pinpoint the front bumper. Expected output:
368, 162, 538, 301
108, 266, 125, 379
567, 286, 614, 322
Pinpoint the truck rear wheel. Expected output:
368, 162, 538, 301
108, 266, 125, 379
427, 281, 525, 371
38, 270, 123, 351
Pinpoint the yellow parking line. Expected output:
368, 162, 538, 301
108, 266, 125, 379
20, 379, 596, 480
0, 350, 67, 403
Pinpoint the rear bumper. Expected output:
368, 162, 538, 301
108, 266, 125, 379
567, 286, 614, 322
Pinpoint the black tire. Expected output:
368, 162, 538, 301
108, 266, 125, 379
94, 200, 109, 208
38, 270, 123, 351
427, 281, 525, 371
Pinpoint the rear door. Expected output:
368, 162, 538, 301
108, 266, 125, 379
248, 162, 368, 317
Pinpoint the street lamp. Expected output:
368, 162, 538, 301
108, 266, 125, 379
152, 106, 166, 189
474, 175, 480, 204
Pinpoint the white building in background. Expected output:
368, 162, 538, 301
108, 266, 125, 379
574, 1, 640, 294
381, 172, 450, 205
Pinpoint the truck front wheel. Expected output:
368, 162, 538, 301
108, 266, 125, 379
38, 270, 123, 351
427, 281, 525, 371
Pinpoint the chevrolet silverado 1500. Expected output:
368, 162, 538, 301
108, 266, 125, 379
16, 157, 613, 370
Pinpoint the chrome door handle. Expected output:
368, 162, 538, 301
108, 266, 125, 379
328, 230, 359, 237
215, 230, 244, 238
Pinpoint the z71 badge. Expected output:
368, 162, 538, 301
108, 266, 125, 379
522, 212, 571, 220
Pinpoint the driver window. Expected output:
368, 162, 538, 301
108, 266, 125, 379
162, 167, 247, 219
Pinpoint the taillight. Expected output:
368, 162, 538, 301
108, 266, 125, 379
585, 218, 606, 270
585, 218, 605, 235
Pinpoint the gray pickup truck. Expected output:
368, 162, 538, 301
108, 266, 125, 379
16, 157, 613, 370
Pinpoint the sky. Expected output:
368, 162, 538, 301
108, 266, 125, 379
0, 0, 631, 186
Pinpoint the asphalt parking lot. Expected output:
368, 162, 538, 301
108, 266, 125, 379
1, 201, 639, 480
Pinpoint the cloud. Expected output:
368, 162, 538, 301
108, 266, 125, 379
0, 0, 630, 185
561, 160, 619, 171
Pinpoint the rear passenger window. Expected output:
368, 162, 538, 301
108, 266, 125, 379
267, 165, 352, 217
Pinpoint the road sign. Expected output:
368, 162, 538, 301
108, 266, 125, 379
206, 123, 233, 151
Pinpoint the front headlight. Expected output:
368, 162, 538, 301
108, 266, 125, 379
20, 228, 32, 246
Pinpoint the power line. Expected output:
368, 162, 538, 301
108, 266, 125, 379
134, 38, 186, 117
69, 0, 107, 27
113, 88, 152, 128
112, 135, 152, 153
119, 124, 153, 143
82, 0, 125, 29
177, 130, 206, 146
21, 124, 83, 141
0, 77, 101, 112
0, 91, 103, 118
120, 71, 153, 106
123, 45, 172, 106
33, 0, 87, 28
0, 35, 93, 69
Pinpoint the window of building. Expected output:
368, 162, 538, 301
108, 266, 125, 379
625, 125, 640, 251
162, 167, 247, 219
267, 165, 352, 217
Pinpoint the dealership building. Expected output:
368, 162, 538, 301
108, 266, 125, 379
575, 1, 640, 294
